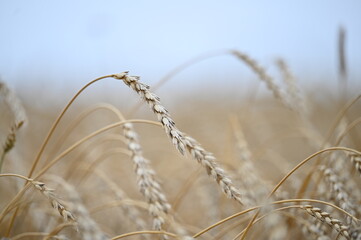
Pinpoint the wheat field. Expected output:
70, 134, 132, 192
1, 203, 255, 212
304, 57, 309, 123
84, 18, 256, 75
0, 50, 360, 240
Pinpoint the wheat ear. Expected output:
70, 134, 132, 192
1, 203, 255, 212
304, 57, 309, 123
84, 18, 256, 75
123, 122, 171, 231
349, 227, 361, 240
0, 81, 27, 172
113, 72, 243, 205
302, 219, 331, 240
230, 116, 271, 205
319, 165, 356, 221
349, 153, 361, 175
48, 175, 107, 240
231, 51, 292, 110
2, 174, 75, 223
94, 169, 148, 231
0, 82, 27, 128
301, 205, 350, 239
31, 180, 76, 222
276, 58, 307, 114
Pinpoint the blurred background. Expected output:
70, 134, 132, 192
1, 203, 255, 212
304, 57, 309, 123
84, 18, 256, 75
0, 0, 360, 102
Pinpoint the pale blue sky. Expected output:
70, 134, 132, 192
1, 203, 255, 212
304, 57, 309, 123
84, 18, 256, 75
1, 1, 360, 92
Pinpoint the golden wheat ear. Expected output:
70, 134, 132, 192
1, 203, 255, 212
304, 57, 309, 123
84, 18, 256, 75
123, 122, 171, 231
318, 165, 356, 225
112, 72, 244, 206
0, 173, 75, 224
301, 205, 350, 239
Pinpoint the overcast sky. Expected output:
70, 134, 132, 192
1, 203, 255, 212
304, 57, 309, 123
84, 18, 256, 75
1, 0, 360, 93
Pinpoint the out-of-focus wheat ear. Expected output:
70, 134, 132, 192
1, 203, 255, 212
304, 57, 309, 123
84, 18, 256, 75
113, 72, 243, 206
276, 58, 308, 115
123, 122, 171, 232
231, 51, 293, 110
0, 81, 27, 172
48, 175, 108, 240
349, 153, 361, 175
0, 81, 27, 128
94, 169, 148, 232
301, 205, 350, 239
319, 165, 356, 224
30, 180, 76, 222
230, 117, 289, 203
230, 116, 270, 206
302, 219, 331, 240
349, 226, 361, 240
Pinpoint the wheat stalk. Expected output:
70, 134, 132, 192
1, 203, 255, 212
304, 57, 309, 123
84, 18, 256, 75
113, 72, 243, 205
